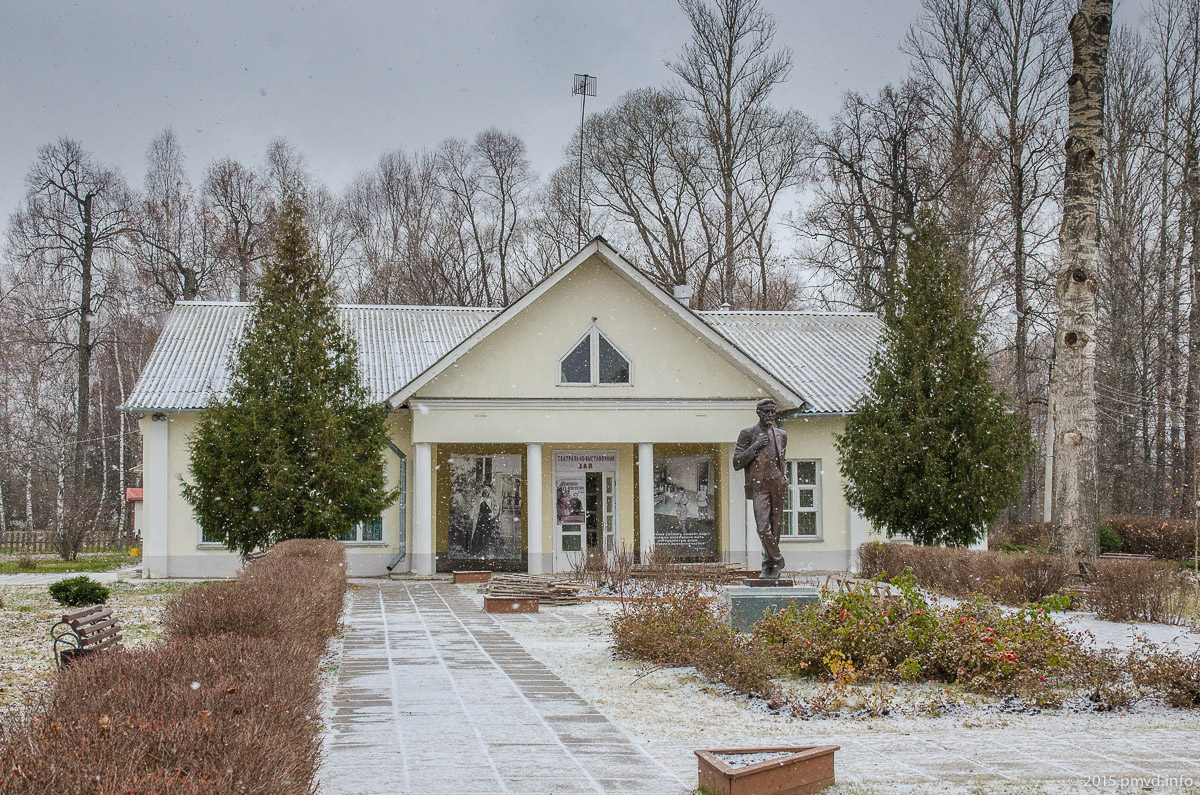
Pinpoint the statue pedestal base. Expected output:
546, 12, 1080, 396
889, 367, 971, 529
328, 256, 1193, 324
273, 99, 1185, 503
743, 578, 795, 587
718, 586, 820, 631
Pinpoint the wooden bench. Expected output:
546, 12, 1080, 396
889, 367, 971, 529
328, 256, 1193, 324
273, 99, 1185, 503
1098, 553, 1154, 561
51, 606, 122, 668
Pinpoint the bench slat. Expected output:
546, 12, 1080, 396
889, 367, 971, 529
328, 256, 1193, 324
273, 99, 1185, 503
78, 625, 122, 648
63, 606, 110, 624
72, 615, 119, 637
84, 633, 121, 651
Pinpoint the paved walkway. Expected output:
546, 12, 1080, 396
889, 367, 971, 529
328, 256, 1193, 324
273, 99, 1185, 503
319, 581, 688, 795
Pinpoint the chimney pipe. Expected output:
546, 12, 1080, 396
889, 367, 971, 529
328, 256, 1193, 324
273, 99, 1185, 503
673, 284, 693, 308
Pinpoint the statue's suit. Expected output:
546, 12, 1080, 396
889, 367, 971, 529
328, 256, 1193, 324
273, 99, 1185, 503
733, 422, 788, 576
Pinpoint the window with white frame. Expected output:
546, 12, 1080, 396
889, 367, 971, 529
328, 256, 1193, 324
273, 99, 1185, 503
559, 326, 631, 385
334, 458, 388, 543
199, 519, 222, 545
334, 515, 384, 543
783, 460, 821, 538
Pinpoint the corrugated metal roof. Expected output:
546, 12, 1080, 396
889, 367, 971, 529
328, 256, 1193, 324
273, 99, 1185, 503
124, 302, 500, 411
126, 302, 884, 414
698, 311, 886, 414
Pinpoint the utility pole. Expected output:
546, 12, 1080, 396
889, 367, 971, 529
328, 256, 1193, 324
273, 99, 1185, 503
572, 73, 597, 249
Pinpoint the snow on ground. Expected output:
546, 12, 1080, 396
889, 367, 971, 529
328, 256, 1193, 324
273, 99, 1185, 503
465, 585, 1200, 794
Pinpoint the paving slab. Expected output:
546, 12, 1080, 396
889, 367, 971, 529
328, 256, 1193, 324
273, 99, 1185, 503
319, 581, 688, 795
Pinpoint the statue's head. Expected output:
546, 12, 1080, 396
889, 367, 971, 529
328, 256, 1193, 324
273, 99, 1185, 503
756, 397, 777, 425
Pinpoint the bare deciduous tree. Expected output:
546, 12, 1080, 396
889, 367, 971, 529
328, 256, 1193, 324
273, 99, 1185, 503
130, 128, 221, 308
668, 0, 804, 307
204, 157, 268, 300
5, 138, 134, 498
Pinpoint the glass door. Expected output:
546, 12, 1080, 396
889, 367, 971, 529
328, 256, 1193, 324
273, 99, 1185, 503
553, 450, 618, 572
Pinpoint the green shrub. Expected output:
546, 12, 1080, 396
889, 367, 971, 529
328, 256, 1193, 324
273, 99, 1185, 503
1098, 523, 1122, 554
47, 576, 110, 608
753, 573, 1082, 705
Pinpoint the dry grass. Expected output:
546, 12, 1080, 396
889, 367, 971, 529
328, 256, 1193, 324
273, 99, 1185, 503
0, 539, 347, 795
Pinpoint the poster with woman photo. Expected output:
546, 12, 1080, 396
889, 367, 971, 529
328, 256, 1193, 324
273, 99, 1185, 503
448, 454, 522, 564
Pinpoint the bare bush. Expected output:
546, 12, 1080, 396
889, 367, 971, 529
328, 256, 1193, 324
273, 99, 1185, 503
1089, 558, 1196, 625
1103, 516, 1198, 561
856, 542, 1074, 605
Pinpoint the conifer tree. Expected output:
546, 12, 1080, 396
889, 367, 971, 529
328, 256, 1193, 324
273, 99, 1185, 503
836, 211, 1029, 546
183, 195, 395, 555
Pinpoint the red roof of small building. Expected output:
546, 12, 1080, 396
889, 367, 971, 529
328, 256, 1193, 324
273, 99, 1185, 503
125, 488, 143, 501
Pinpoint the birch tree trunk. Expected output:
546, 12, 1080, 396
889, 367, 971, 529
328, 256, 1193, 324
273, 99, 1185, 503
1050, 0, 1111, 560
115, 343, 127, 538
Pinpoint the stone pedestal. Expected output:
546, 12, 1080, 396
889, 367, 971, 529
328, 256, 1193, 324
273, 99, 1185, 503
719, 586, 819, 631
743, 578, 795, 588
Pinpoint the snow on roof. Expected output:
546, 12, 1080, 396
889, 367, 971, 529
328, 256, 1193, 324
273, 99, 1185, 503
124, 302, 884, 414
698, 311, 885, 414
123, 302, 499, 411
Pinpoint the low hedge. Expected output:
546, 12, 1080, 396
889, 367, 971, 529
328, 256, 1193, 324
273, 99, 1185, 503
1103, 515, 1197, 561
0, 538, 347, 795
997, 515, 1199, 561
856, 541, 1075, 606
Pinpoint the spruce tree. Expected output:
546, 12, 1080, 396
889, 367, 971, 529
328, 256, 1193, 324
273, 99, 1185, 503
836, 211, 1030, 547
183, 195, 395, 555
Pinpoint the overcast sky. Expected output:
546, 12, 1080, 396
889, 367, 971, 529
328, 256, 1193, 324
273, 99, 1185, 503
1, 0, 1154, 219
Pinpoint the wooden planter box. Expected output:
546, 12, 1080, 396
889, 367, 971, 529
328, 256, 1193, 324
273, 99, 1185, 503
483, 595, 539, 614
453, 570, 492, 584
695, 745, 839, 795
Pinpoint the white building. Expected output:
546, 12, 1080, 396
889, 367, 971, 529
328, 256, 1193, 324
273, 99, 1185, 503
124, 239, 886, 578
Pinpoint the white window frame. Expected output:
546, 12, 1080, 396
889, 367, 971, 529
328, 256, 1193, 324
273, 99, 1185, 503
340, 457, 389, 545
337, 514, 386, 545
197, 516, 223, 548
556, 324, 633, 387
783, 459, 822, 540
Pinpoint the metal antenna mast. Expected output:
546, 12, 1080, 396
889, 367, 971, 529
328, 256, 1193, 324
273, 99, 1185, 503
572, 73, 597, 249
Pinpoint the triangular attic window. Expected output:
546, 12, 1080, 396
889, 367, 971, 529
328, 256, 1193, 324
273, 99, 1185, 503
559, 326, 631, 385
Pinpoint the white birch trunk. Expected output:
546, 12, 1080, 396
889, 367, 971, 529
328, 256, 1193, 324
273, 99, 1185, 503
115, 344, 127, 538
91, 383, 108, 538
1050, 0, 1111, 560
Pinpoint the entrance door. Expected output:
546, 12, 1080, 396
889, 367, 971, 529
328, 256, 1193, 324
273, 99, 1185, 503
553, 450, 618, 572
584, 471, 617, 565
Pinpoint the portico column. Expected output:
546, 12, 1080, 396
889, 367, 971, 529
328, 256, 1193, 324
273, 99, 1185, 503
526, 444, 543, 574
412, 442, 434, 575
141, 417, 169, 579
638, 443, 655, 563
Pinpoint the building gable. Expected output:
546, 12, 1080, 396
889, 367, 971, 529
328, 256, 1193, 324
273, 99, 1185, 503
403, 244, 798, 405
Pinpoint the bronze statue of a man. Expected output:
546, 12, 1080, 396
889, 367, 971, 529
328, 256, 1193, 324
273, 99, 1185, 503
733, 397, 788, 578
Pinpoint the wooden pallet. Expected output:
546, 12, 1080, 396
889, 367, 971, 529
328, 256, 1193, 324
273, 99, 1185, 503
478, 574, 588, 605
629, 562, 747, 583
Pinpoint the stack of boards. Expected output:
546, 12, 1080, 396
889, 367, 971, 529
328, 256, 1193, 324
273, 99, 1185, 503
478, 574, 589, 605
629, 561, 748, 584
